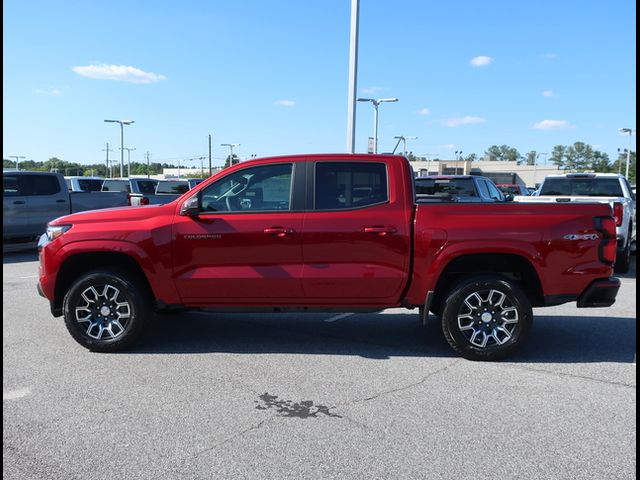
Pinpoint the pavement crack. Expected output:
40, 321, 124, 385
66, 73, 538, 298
344, 359, 462, 405
192, 416, 275, 458
507, 364, 636, 389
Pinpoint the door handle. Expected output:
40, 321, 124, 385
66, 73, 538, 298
264, 227, 295, 237
363, 226, 397, 235
12, 200, 25, 205
56, 199, 66, 203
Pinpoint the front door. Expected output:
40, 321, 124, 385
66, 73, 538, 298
172, 162, 305, 304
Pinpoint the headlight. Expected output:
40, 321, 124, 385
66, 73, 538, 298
46, 224, 72, 241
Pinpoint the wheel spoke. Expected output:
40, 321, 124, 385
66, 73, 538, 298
489, 290, 506, 309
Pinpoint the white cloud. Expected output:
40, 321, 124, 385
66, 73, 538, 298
274, 100, 296, 107
35, 87, 62, 96
439, 144, 456, 150
542, 90, 557, 97
470, 56, 493, 67
443, 116, 486, 127
72, 63, 167, 84
361, 86, 384, 94
532, 119, 576, 130
540, 53, 558, 59
417, 108, 431, 115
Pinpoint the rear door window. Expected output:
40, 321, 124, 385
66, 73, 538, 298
3, 175, 20, 196
315, 162, 387, 210
23, 175, 61, 196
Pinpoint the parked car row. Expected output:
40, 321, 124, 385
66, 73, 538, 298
3, 172, 203, 246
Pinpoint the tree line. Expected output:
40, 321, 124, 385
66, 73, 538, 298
2, 157, 209, 178
4, 144, 636, 183
408, 141, 635, 183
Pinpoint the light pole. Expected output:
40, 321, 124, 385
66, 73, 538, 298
221, 143, 240, 166
533, 152, 549, 184
619, 128, 636, 179
104, 119, 134, 178
393, 136, 418, 156
8, 155, 25, 170
123, 147, 136, 177
454, 150, 463, 174
357, 98, 398, 154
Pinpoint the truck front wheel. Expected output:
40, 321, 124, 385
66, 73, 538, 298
62, 269, 149, 352
441, 276, 532, 361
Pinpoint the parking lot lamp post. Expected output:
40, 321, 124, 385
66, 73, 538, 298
534, 152, 549, 184
104, 120, 134, 178
357, 98, 398, 154
221, 143, 240, 166
123, 147, 136, 177
619, 128, 636, 179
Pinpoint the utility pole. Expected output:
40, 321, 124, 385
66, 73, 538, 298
102, 143, 113, 178
208, 134, 212, 176
8, 155, 26, 170
145, 151, 151, 178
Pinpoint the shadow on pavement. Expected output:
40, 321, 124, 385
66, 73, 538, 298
129, 311, 636, 364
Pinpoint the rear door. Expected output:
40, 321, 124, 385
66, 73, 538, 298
301, 160, 411, 302
23, 174, 69, 235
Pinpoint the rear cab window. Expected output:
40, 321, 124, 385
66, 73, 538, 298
540, 177, 624, 197
156, 181, 189, 194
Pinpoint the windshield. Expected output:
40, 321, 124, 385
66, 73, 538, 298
539, 178, 624, 197
76, 179, 104, 192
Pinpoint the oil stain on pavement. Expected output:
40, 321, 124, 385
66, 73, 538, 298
255, 392, 342, 419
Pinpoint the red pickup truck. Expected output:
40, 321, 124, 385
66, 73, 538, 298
37, 154, 620, 360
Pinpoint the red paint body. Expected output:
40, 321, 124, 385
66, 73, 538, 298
38, 154, 617, 313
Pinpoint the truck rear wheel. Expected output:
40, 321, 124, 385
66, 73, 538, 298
63, 269, 149, 352
441, 275, 532, 361
614, 239, 631, 274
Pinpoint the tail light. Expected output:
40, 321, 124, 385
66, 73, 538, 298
594, 216, 616, 265
612, 202, 623, 226
140, 197, 150, 205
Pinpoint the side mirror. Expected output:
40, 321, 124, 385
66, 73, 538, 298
179, 194, 200, 216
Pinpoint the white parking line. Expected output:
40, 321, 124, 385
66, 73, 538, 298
3, 387, 31, 400
324, 313, 354, 323
19, 275, 38, 279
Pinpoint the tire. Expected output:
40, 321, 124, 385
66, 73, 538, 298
63, 269, 150, 352
441, 275, 532, 361
614, 240, 631, 274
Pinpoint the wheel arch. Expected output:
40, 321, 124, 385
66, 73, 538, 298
54, 252, 154, 315
431, 253, 543, 314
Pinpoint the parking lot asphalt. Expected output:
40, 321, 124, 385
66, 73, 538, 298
3, 251, 636, 480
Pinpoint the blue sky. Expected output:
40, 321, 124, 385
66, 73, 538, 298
3, 0, 636, 167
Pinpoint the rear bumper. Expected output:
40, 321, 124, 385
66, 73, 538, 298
577, 277, 620, 308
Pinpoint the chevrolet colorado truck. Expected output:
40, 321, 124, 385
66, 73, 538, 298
37, 154, 620, 360
513, 173, 636, 273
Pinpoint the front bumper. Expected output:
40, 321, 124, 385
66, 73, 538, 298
577, 277, 621, 308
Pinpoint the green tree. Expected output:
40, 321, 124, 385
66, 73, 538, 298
224, 154, 240, 168
485, 145, 521, 162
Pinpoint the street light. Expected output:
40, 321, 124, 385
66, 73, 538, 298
104, 119, 134, 178
357, 98, 398, 154
533, 152, 549, 184
123, 147, 136, 177
393, 136, 418, 156
221, 143, 240, 166
454, 150, 463, 174
619, 128, 636, 179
